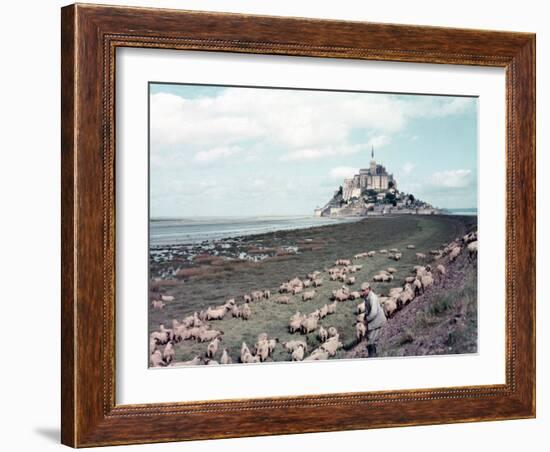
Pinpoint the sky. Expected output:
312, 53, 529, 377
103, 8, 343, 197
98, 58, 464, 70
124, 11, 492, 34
149, 83, 478, 217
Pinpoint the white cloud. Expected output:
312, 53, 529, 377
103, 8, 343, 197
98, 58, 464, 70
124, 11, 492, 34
329, 166, 359, 180
194, 146, 241, 162
151, 90, 474, 165
402, 162, 416, 174
430, 169, 473, 188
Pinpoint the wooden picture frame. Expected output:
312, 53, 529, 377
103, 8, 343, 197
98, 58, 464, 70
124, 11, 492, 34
61, 3, 536, 447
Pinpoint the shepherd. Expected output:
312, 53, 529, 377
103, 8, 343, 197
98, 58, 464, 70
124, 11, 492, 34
360, 283, 387, 357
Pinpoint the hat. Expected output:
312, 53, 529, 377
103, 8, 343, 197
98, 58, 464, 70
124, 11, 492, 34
360, 282, 371, 291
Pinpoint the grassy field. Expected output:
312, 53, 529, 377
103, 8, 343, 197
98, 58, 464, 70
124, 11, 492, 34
149, 214, 477, 364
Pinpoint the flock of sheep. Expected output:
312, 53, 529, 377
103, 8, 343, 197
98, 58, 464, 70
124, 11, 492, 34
150, 229, 478, 367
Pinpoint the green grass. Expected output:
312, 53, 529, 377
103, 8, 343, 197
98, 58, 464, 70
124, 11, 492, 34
150, 215, 476, 364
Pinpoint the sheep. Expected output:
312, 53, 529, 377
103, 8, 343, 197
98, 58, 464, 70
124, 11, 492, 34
279, 283, 291, 293
240, 303, 252, 320
386, 267, 397, 274
389, 248, 399, 253
373, 273, 393, 282
292, 285, 303, 295
356, 302, 366, 314
346, 276, 356, 285
251, 290, 263, 302
405, 276, 416, 284
367, 251, 376, 257
149, 337, 157, 355
380, 296, 398, 318
349, 290, 361, 300
182, 315, 195, 328
177, 356, 203, 366
241, 351, 254, 364
319, 304, 329, 319
301, 315, 319, 334
289, 313, 304, 333
206, 337, 222, 358
413, 278, 423, 296
284, 340, 307, 353
173, 325, 191, 342
205, 306, 227, 321
415, 253, 427, 260
356, 313, 366, 322
355, 322, 367, 342
398, 286, 415, 307
276, 295, 292, 304
150, 350, 165, 367
420, 273, 434, 292
307, 271, 321, 280
327, 327, 338, 338
388, 287, 403, 298
449, 246, 462, 262
255, 340, 270, 362
379, 249, 388, 254
354, 252, 367, 259
313, 278, 323, 287
335, 259, 351, 266
240, 342, 251, 362
334, 289, 350, 302
205, 359, 219, 365
291, 344, 306, 361
303, 279, 312, 288
436, 264, 446, 277
321, 336, 343, 356
430, 249, 441, 255
318, 326, 328, 342
392, 253, 402, 261
159, 324, 174, 342
243, 294, 252, 303
161, 294, 175, 302
231, 305, 241, 318
150, 330, 170, 345
302, 290, 315, 301
152, 299, 165, 310
468, 241, 478, 260
267, 338, 278, 355
304, 348, 330, 361
197, 327, 223, 343
407, 244, 416, 249
162, 342, 175, 364
326, 300, 338, 314
263, 290, 271, 299
220, 348, 232, 365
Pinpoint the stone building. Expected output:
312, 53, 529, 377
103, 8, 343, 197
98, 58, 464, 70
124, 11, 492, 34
341, 147, 396, 201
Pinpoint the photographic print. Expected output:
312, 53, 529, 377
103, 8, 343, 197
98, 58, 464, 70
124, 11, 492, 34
148, 83, 479, 367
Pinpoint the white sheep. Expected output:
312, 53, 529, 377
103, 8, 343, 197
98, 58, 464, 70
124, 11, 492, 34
284, 340, 307, 353
240, 303, 252, 320
449, 246, 461, 262
149, 350, 164, 367
276, 295, 292, 304
346, 276, 356, 285
291, 345, 305, 361
321, 336, 343, 356
304, 348, 330, 361
318, 326, 328, 342
468, 241, 478, 260
220, 348, 232, 364
355, 322, 367, 341
327, 327, 338, 338
301, 315, 318, 334
301, 290, 315, 301
162, 342, 175, 364
206, 337, 222, 358
407, 244, 416, 249
326, 300, 338, 314
161, 294, 175, 302
151, 299, 165, 310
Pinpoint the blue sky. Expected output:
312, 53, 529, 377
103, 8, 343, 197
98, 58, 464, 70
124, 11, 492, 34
149, 83, 477, 217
